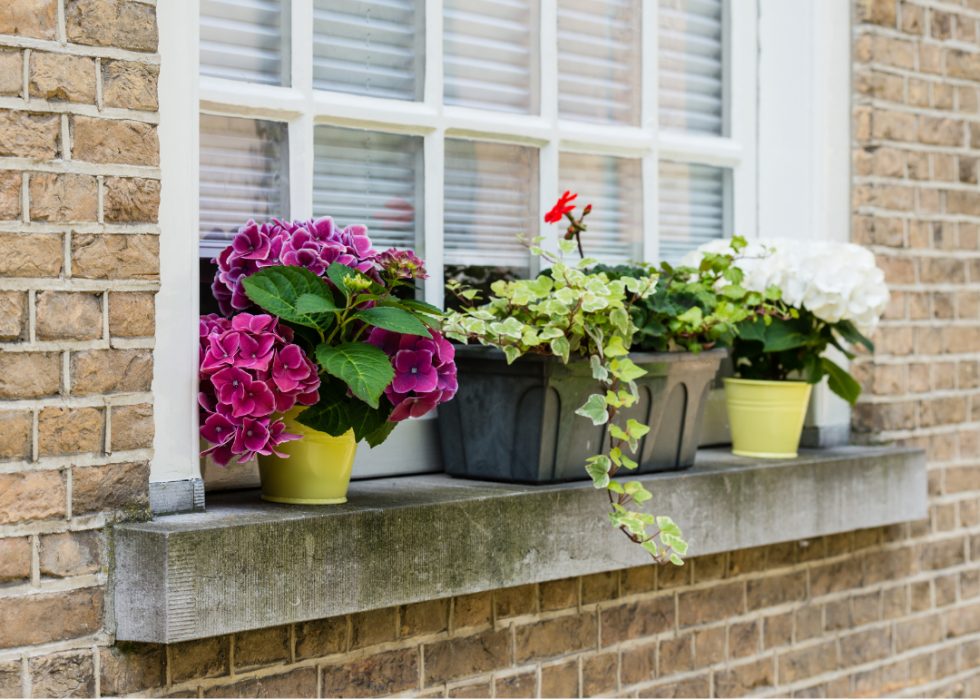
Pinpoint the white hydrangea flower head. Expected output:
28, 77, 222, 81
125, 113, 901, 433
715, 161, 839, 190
684, 238, 890, 335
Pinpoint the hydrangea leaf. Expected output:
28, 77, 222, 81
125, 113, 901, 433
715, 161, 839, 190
353, 306, 431, 337
294, 376, 351, 437
315, 342, 394, 409
295, 293, 341, 315
821, 356, 862, 406
242, 265, 336, 328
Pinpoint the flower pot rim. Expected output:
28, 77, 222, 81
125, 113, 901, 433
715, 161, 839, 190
724, 377, 811, 387
454, 343, 728, 364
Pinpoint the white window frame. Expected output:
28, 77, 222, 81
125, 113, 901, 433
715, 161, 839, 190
153, 0, 761, 485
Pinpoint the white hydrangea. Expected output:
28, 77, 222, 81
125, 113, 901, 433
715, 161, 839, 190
680, 238, 890, 336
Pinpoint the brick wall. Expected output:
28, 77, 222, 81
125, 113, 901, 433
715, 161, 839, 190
0, 0, 159, 696
96, 530, 980, 698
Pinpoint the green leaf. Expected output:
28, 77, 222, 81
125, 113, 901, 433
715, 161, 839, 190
606, 480, 624, 494
605, 336, 629, 357
295, 293, 341, 315
611, 358, 646, 383
353, 306, 431, 336
364, 418, 397, 448
821, 357, 862, 405
626, 419, 650, 439
736, 316, 767, 343
620, 454, 638, 470
347, 397, 395, 442
590, 355, 608, 381
502, 345, 522, 364
586, 455, 611, 488
294, 376, 352, 437
762, 318, 810, 352
558, 239, 578, 255
315, 342, 394, 408
242, 266, 335, 328
669, 554, 685, 566
576, 394, 609, 425
834, 319, 875, 353
326, 261, 378, 299
400, 298, 447, 317
550, 336, 570, 363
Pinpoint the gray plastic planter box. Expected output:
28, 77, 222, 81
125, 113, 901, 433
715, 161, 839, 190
439, 346, 726, 483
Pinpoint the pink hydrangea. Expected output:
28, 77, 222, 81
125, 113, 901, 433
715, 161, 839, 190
210, 217, 385, 316
367, 328, 457, 422
198, 313, 320, 466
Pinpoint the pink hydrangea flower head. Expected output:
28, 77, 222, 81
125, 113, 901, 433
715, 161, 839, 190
231, 220, 272, 261
392, 348, 438, 394
378, 248, 429, 280
389, 389, 443, 422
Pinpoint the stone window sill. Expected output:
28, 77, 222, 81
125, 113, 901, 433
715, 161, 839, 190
114, 446, 925, 643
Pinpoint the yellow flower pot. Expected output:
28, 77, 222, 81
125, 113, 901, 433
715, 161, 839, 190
723, 378, 812, 459
257, 406, 357, 504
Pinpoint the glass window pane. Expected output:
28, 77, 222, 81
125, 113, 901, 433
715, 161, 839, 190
658, 0, 724, 135
444, 140, 537, 300
200, 0, 285, 86
443, 0, 540, 114
557, 0, 641, 126
558, 152, 642, 263
658, 161, 726, 264
313, 0, 423, 101
199, 114, 287, 258
313, 126, 423, 251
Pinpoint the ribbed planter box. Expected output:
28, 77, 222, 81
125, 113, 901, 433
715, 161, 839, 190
439, 346, 726, 483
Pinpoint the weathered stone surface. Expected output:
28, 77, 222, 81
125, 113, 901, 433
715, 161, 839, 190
948, 49, 980, 81
747, 571, 807, 610
0, 537, 30, 582
424, 629, 510, 685
496, 583, 536, 617
29, 53, 96, 103
205, 668, 317, 698
104, 177, 160, 223
0, 470, 65, 524
36, 291, 102, 340
39, 406, 102, 457
0, 233, 62, 277
729, 621, 759, 659
0, 291, 25, 340
234, 626, 289, 670
0, 352, 60, 398
0, 0, 57, 39
321, 649, 418, 699
601, 596, 674, 645
72, 461, 148, 514
496, 672, 536, 699
170, 636, 229, 683
351, 607, 397, 649
400, 598, 448, 638
583, 653, 617, 696
515, 614, 596, 663
778, 642, 836, 684
0, 52, 21, 97
72, 349, 152, 395
714, 658, 774, 698
0, 660, 20, 699
29, 651, 95, 698
540, 662, 577, 699
0, 110, 59, 159
99, 644, 165, 696
0, 171, 20, 221
40, 531, 101, 578
108, 292, 154, 337
0, 588, 102, 649
71, 234, 160, 280
66, 0, 158, 52
840, 627, 891, 667
295, 617, 346, 660
30, 173, 98, 223
102, 60, 159, 110
71, 117, 159, 166
679, 583, 744, 626
0, 411, 32, 462
111, 404, 153, 452
454, 592, 491, 628
695, 626, 726, 667
659, 636, 693, 675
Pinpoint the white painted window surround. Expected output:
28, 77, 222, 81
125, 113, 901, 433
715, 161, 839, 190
153, 0, 848, 485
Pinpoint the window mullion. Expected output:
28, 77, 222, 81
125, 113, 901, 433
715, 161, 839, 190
287, 115, 314, 221
423, 131, 446, 308
289, 0, 313, 95
729, 0, 759, 240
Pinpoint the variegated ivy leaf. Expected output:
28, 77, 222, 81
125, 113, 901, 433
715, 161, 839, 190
577, 257, 599, 269
582, 293, 609, 312
605, 336, 629, 357
641, 540, 661, 556
620, 454, 639, 470
490, 279, 508, 296
468, 310, 496, 320
610, 307, 629, 335
606, 480, 624, 494
490, 317, 524, 339
510, 287, 534, 306
585, 277, 610, 295
529, 246, 545, 256
522, 329, 541, 346
461, 318, 486, 334
670, 554, 684, 566
525, 276, 554, 295
554, 287, 578, 305
627, 419, 651, 439
586, 456, 611, 488
558, 239, 578, 255
550, 335, 571, 363
575, 393, 609, 425
590, 355, 608, 380
538, 327, 565, 341
502, 345, 522, 364
611, 357, 646, 382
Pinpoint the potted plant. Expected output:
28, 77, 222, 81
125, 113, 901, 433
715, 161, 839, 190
199, 218, 456, 504
683, 238, 889, 458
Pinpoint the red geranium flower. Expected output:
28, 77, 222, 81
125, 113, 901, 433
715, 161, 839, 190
544, 191, 577, 224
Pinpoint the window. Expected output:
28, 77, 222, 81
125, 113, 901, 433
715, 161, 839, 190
188, 0, 758, 483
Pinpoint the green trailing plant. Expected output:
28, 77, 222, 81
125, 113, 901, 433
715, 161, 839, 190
443, 194, 689, 565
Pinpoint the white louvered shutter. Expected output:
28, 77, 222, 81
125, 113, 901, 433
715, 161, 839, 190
658, 161, 726, 264
443, 0, 540, 114
199, 115, 287, 257
557, 0, 641, 126
312, 127, 424, 251
313, 0, 423, 101
558, 153, 642, 264
200, 0, 285, 86
658, 0, 724, 134
443, 140, 537, 269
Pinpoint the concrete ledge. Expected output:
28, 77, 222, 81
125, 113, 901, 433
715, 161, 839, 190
114, 446, 926, 643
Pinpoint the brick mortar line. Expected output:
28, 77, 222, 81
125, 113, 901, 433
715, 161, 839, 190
0, 572, 103, 601
0, 223, 163, 234
853, 136, 980, 154
0, 159, 162, 179
0, 392, 153, 409
0, 340, 154, 352
0, 281, 160, 292
858, 94, 980, 121
855, 176, 980, 190
855, 63, 980, 91
892, 665, 980, 697
0, 97, 160, 124
0, 448, 155, 475
0, 36, 161, 64
0, 513, 108, 541
0, 634, 113, 666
